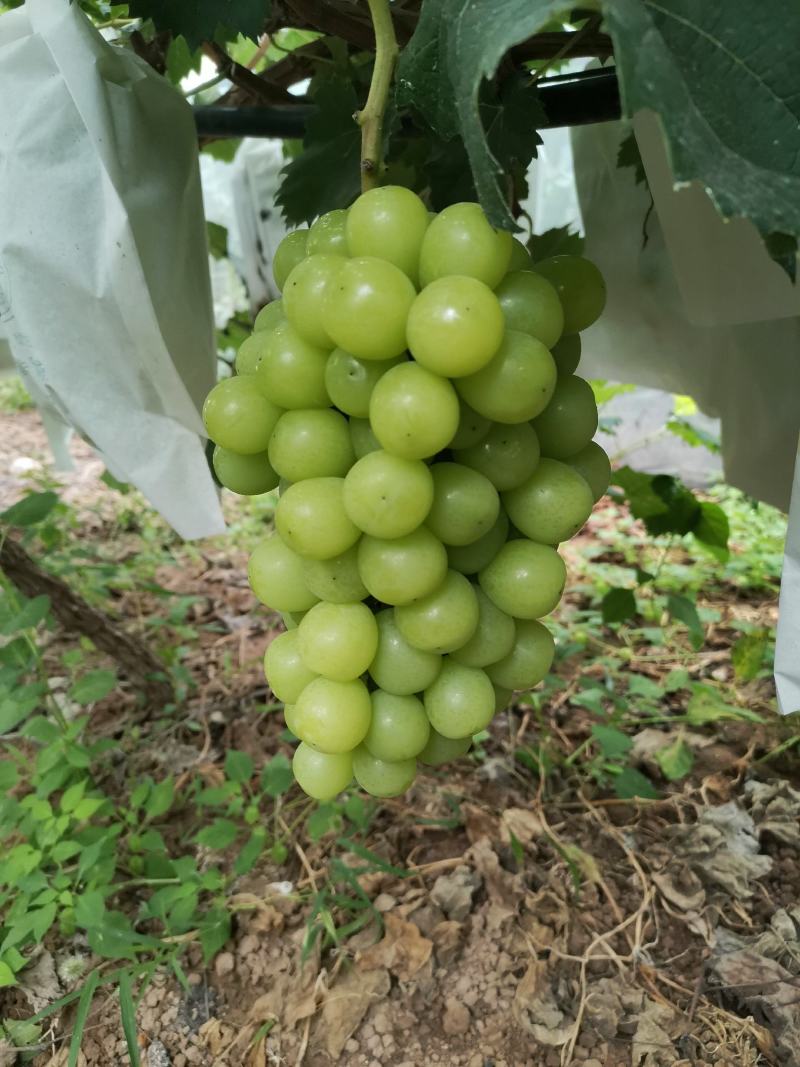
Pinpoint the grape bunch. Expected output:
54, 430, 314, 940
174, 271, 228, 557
202, 189, 610, 801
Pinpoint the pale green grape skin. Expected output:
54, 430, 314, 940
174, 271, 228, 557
273, 230, 308, 291
503, 458, 594, 545
343, 450, 434, 539
479, 540, 566, 619
446, 510, 509, 576
486, 619, 555, 691
493, 684, 512, 712
423, 659, 495, 739
419, 203, 512, 288
293, 742, 353, 800
550, 333, 581, 376
345, 185, 430, 282
449, 588, 516, 668
448, 400, 492, 450
254, 299, 285, 334
508, 236, 533, 272
306, 209, 349, 256
369, 362, 460, 460
357, 527, 448, 605
325, 349, 403, 418
302, 545, 368, 604
248, 535, 319, 613
322, 257, 416, 361
293, 677, 371, 753
276, 478, 360, 560
256, 321, 330, 409
268, 409, 354, 482
533, 255, 606, 334
368, 609, 442, 695
349, 417, 382, 458
235, 331, 271, 375
352, 746, 416, 798
455, 422, 540, 492
363, 690, 430, 761
495, 270, 564, 349
426, 463, 500, 547
212, 446, 279, 496
298, 601, 378, 681
202, 376, 282, 454
283, 253, 346, 348
531, 375, 598, 459
394, 570, 479, 654
456, 329, 557, 424
418, 729, 471, 766
283, 703, 300, 735
406, 276, 505, 377
563, 441, 611, 502
264, 629, 318, 703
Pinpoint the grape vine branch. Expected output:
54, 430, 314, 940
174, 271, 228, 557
355, 0, 399, 190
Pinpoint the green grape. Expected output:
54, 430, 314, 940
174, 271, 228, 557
486, 619, 555, 691
563, 441, 611, 502
268, 409, 355, 482
531, 375, 598, 458
343, 450, 434, 539
302, 545, 368, 604
533, 255, 606, 334
276, 478, 360, 560
325, 349, 403, 418
363, 690, 430, 761
283, 702, 300, 734
446, 510, 509, 575
235, 331, 271, 376
283, 253, 346, 348
426, 463, 500, 547
493, 684, 512, 712
368, 608, 442, 695
253, 299, 285, 334
449, 587, 515, 668
419, 203, 512, 288
455, 422, 540, 491
508, 236, 533, 272
264, 629, 318, 704
298, 601, 378, 681
349, 417, 382, 458
322, 257, 416, 361
306, 209, 349, 256
293, 743, 353, 800
357, 527, 447, 605
394, 570, 479, 654
448, 400, 492, 450
479, 540, 566, 619
417, 729, 471, 766
293, 677, 371, 753
345, 185, 430, 282
273, 230, 308, 291
503, 458, 594, 545
248, 535, 319, 612
202, 376, 282, 454
495, 270, 564, 349
369, 362, 460, 460
256, 321, 330, 409
550, 333, 581, 376
423, 659, 495, 738
406, 276, 504, 377
352, 746, 416, 797
212, 446, 278, 496
456, 329, 557, 424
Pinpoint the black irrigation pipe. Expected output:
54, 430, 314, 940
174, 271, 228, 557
193, 67, 621, 140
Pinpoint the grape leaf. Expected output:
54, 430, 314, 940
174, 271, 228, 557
694, 501, 730, 560
127, 0, 269, 50
395, 0, 457, 138
1, 491, 59, 527
529, 226, 585, 261
655, 736, 694, 781
616, 129, 647, 186
666, 593, 704, 650
601, 587, 637, 624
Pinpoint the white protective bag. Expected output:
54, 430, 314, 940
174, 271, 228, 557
0, 0, 224, 539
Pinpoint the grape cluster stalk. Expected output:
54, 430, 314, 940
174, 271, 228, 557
202, 190, 610, 800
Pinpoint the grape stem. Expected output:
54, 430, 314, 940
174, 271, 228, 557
355, 0, 399, 191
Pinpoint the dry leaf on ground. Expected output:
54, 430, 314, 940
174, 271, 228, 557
358, 912, 433, 981
316, 966, 391, 1059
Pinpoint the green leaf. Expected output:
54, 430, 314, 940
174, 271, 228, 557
0, 761, 18, 790
127, 0, 270, 50
68, 970, 100, 1067
100, 470, 131, 495
395, 0, 456, 137
604, 0, 800, 241
233, 829, 266, 876
666, 594, 704, 651
529, 225, 585, 261
224, 749, 253, 784
644, 476, 700, 537
601, 587, 637, 624
686, 684, 763, 725
196, 818, 238, 850
612, 767, 660, 800
307, 802, 342, 841
0, 960, 16, 986
694, 502, 730, 561
145, 777, 175, 819
203, 139, 241, 163
118, 971, 141, 1067
666, 419, 721, 454
1, 491, 59, 527
611, 467, 669, 519
74, 889, 106, 930
260, 753, 292, 797
616, 129, 647, 186
69, 670, 117, 705
60, 779, 87, 814
732, 631, 769, 682
592, 724, 633, 759
207, 221, 229, 260
198, 907, 230, 963
655, 735, 694, 781
165, 34, 201, 85
1, 595, 50, 636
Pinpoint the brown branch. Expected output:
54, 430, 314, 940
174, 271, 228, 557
203, 42, 298, 105
0, 535, 173, 709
